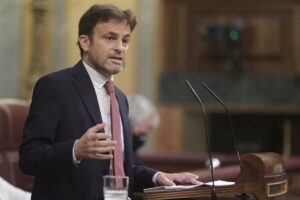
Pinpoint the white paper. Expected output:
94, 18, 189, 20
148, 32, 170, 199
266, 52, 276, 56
144, 180, 235, 192
204, 180, 235, 186
163, 180, 235, 190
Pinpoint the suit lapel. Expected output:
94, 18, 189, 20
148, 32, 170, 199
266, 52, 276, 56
71, 61, 102, 125
116, 90, 133, 175
116, 90, 128, 138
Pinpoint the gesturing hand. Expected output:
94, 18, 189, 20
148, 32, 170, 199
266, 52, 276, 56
74, 123, 116, 160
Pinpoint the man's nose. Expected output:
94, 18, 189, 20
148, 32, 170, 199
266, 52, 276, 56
114, 40, 126, 51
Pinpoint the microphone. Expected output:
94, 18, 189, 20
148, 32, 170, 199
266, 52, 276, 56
185, 80, 217, 200
201, 82, 241, 163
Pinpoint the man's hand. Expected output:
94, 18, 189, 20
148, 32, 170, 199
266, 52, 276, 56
156, 172, 202, 186
74, 123, 116, 160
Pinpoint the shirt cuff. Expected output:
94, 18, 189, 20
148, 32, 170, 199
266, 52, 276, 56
72, 140, 82, 166
152, 172, 162, 185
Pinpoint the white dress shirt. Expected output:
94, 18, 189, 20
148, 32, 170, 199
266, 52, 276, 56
72, 61, 124, 164
0, 177, 31, 200
83, 61, 124, 149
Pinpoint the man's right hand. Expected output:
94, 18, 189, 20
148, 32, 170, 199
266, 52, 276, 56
74, 123, 116, 160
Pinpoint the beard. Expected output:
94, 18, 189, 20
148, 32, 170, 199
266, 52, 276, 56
88, 56, 125, 77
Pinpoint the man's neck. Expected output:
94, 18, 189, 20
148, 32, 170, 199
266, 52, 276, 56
81, 58, 112, 80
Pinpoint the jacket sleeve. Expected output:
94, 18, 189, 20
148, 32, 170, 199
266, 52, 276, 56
133, 165, 158, 192
19, 75, 74, 175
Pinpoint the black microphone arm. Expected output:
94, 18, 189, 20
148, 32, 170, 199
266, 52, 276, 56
185, 80, 217, 200
202, 82, 241, 163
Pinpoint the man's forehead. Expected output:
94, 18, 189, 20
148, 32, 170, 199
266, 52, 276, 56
95, 19, 131, 32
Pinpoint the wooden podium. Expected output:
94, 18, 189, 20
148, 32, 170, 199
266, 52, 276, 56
135, 152, 288, 200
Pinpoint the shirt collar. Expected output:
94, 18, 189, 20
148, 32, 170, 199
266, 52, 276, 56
82, 60, 110, 89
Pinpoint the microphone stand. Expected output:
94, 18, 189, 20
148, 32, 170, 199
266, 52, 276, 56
186, 80, 218, 200
201, 82, 241, 164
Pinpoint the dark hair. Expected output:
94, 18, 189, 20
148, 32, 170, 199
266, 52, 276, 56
77, 4, 137, 57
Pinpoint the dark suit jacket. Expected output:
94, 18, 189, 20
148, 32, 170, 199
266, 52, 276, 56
19, 61, 157, 200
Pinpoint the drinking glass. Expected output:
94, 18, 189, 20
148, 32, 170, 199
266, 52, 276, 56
103, 175, 129, 200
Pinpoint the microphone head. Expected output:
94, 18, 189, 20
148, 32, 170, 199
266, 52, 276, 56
205, 158, 221, 169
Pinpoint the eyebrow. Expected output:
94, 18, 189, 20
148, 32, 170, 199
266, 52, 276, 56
104, 31, 131, 38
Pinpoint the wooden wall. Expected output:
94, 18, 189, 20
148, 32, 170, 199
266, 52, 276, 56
161, 0, 300, 74
153, 0, 300, 155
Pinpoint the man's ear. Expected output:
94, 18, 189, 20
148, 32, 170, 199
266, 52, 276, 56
78, 35, 90, 52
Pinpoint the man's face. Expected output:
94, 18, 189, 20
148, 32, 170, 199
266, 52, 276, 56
79, 19, 131, 78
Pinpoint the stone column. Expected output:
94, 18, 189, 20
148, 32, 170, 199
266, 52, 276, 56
22, 0, 52, 99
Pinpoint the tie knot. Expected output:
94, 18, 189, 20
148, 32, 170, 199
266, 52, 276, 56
105, 80, 115, 94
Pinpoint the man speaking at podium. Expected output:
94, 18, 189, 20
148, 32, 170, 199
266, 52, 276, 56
19, 4, 201, 200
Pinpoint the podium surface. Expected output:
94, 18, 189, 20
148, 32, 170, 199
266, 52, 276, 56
135, 152, 287, 200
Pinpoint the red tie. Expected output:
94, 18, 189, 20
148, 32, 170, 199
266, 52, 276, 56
104, 80, 125, 177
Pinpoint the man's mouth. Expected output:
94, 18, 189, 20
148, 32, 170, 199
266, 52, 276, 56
109, 56, 123, 62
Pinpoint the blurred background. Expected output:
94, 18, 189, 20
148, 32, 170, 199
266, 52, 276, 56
1, 0, 300, 196
2, 0, 300, 155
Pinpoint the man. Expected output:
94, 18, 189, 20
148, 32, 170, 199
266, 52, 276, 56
128, 94, 160, 165
19, 4, 200, 199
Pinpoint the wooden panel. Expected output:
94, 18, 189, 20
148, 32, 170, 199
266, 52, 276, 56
162, 0, 299, 74
290, 118, 300, 155
189, 8, 292, 73
163, 4, 189, 70
155, 106, 184, 152
247, 17, 282, 56
193, 15, 284, 57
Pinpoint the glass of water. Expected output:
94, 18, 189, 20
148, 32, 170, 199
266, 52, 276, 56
103, 175, 129, 200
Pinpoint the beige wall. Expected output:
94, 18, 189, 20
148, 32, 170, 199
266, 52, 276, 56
66, 0, 140, 94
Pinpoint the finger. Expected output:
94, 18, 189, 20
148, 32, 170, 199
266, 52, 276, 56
189, 179, 203, 185
96, 153, 113, 160
90, 123, 105, 133
176, 173, 198, 181
178, 176, 202, 184
89, 146, 115, 154
88, 133, 111, 142
94, 133, 112, 140
89, 152, 113, 160
185, 173, 199, 180
157, 173, 175, 186
173, 173, 202, 185
183, 173, 199, 182
90, 139, 116, 148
